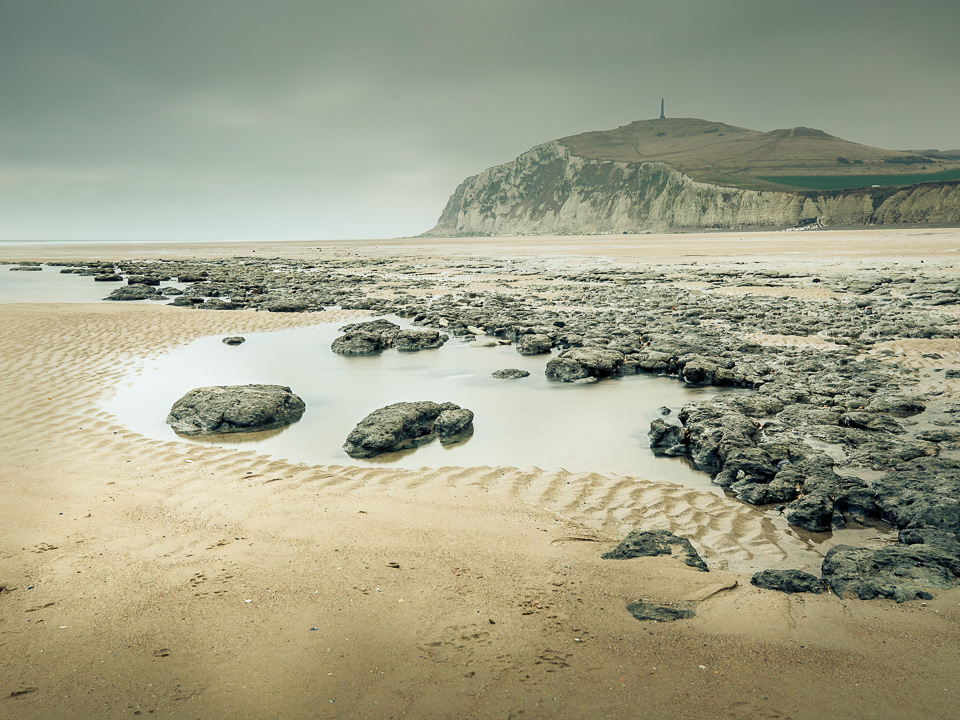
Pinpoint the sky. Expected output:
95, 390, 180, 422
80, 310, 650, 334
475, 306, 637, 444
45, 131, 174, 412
2, 0, 959, 242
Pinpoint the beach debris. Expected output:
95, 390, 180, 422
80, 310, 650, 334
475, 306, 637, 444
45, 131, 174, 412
602, 530, 709, 572
626, 600, 694, 622
750, 569, 824, 594
343, 401, 474, 458
166, 384, 306, 435
222, 336, 246, 345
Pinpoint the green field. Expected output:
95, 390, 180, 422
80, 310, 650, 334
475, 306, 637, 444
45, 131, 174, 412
757, 168, 960, 191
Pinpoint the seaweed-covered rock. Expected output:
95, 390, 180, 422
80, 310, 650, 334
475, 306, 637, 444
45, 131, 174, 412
750, 569, 824, 594
343, 401, 473, 458
601, 530, 708, 571
166, 384, 305, 435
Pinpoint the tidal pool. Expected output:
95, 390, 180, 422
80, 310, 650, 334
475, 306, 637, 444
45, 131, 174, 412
104, 318, 731, 489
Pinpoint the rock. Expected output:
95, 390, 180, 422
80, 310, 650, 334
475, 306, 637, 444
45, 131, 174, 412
435, 408, 475, 440
491, 368, 530, 379
750, 569, 824, 594
785, 492, 835, 532
222, 336, 245, 345
841, 412, 906, 434
93, 273, 123, 282
343, 401, 472, 458
470, 338, 500, 348
264, 299, 308, 313
625, 601, 695, 622
10, 265, 42, 271
105, 286, 160, 301
545, 347, 624, 382
177, 273, 207, 283
338, 319, 401, 338
393, 329, 447, 351
516, 333, 552, 355
166, 384, 306, 435
331, 331, 388, 356
127, 275, 160, 286
822, 542, 960, 602
601, 530, 708, 571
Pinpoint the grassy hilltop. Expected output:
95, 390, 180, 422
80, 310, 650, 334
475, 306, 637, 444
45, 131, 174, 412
559, 118, 960, 192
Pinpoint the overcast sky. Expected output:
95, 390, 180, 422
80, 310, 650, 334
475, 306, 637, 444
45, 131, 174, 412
2, 0, 958, 241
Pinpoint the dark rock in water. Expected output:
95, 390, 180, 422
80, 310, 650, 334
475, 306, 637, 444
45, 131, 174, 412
9, 265, 41, 271
648, 418, 685, 455
177, 273, 207, 283
822, 541, 960, 602
343, 401, 473, 458
626, 601, 695, 622
167, 384, 306, 435
197, 299, 241, 310
393, 329, 447, 351
516, 333, 552, 355
785, 492, 835, 533
750, 569, 824, 594
105, 286, 160, 301
492, 368, 530, 379
127, 275, 160, 286
94, 273, 123, 282
170, 296, 203, 307
545, 347, 624, 382
435, 408, 475, 440
222, 336, 245, 345
602, 530, 708, 571
331, 331, 388, 356
339, 319, 401, 338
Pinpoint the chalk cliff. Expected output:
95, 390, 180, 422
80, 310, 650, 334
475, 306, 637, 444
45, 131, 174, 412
424, 140, 960, 236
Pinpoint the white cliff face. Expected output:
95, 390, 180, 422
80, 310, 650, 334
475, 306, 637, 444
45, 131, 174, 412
425, 141, 960, 236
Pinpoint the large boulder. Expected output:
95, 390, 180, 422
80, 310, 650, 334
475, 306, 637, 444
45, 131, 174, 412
343, 401, 474, 458
105, 286, 161, 301
545, 347, 624, 382
166, 384, 306, 435
750, 569, 824, 594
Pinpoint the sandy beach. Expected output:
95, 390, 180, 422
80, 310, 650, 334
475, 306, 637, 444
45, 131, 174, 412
3, 231, 960, 719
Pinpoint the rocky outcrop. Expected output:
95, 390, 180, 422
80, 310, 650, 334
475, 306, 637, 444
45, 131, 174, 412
424, 141, 960, 235
166, 385, 306, 435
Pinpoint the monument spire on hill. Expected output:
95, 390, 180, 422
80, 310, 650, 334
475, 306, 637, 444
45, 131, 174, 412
659, 98, 665, 120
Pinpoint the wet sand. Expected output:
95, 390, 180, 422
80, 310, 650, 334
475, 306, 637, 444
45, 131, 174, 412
3, 231, 960, 719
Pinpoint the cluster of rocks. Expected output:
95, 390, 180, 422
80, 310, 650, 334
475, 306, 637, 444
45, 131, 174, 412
330, 319, 447, 356
37, 253, 960, 600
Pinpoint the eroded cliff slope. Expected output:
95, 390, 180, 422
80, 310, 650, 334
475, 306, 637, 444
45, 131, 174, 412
425, 137, 960, 236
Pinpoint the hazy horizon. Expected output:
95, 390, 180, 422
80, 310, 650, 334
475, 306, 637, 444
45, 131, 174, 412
3, 1, 959, 242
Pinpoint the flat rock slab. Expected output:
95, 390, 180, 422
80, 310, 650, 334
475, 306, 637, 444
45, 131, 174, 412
750, 569, 824, 594
167, 384, 306, 435
343, 401, 474, 458
602, 529, 709, 571
626, 601, 695, 622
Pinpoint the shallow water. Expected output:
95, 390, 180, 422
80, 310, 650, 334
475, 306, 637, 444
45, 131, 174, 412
0, 264, 186, 303
104, 318, 732, 489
